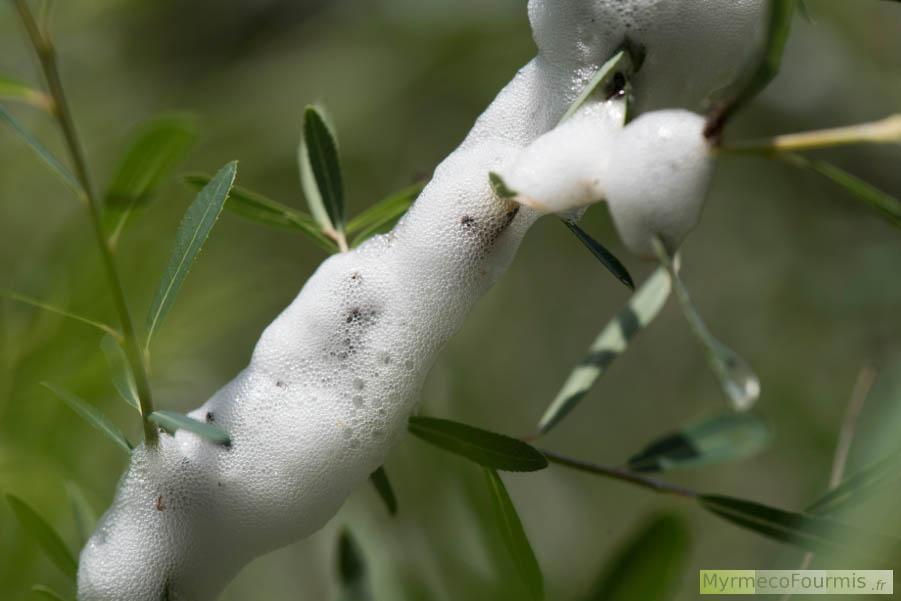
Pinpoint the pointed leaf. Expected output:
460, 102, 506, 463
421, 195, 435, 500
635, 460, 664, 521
699, 494, 901, 560
537, 267, 672, 434
408, 417, 547, 472
183, 173, 337, 251
369, 466, 398, 516
629, 413, 771, 473
65, 481, 97, 546
807, 451, 901, 515
563, 220, 634, 290
336, 529, 372, 601
145, 161, 236, 349
706, 0, 795, 136
0, 74, 52, 111
148, 410, 230, 445
6, 495, 77, 580
348, 181, 423, 246
488, 171, 518, 199
30, 585, 69, 601
586, 514, 691, 601
100, 334, 140, 412
653, 239, 760, 411
783, 154, 901, 228
42, 382, 132, 453
105, 114, 196, 207
1, 289, 119, 339
299, 106, 345, 234
484, 469, 543, 600
559, 47, 639, 124
0, 105, 80, 193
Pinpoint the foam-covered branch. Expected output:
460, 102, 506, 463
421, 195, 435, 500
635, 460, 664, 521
78, 2, 768, 599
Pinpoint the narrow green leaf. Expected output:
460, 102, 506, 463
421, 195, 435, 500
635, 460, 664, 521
1, 288, 119, 339
488, 171, 518, 199
706, 0, 795, 137
6, 495, 78, 580
369, 466, 398, 516
559, 47, 638, 124
184, 173, 337, 252
299, 106, 345, 234
0, 75, 52, 111
408, 416, 548, 472
484, 469, 543, 600
145, 161, 237, 349
348, 181, 424, 246
537, 267, 672, 434
629, 413, 771, 473
148, 410, 230, 445
336, 529, 372, 601
105, 114, 196, 206
65, 481, 97, 547
653, 239, 760, 411
42, 382, 132, 453
807, 451, 901, 515
585, 514, 691, 601
30, 585, 69, 601
0, 105, 81, 193
783, 154, 901, 228
563, 220, 634, 290
100, 334, 140, 412
699, 494, 901, 560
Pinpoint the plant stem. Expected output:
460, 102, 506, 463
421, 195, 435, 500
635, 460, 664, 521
719, 114, 901, 155
14, 0, 158, 445
540, 449, 699, 499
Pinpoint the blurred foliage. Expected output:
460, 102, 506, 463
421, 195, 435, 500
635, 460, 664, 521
1, 1, 900, 600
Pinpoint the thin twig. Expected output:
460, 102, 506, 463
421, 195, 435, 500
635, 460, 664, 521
720, 114, 901, 155
13, 0, 158, 444
781, 366, 876, 601
540, 449, 699, 499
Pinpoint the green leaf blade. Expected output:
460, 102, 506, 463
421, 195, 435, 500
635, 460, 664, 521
706, 0, 795, 137
183, 174, 337, 252
807, 451, 901, 515
299, 106, 345, 235
0, 105, 81, 193
145, 161, 237, 349
148, 410, 230, 445
586, 514, 691, 601
348, 181, 423, 246
100, 334, 140, 412
369, 466, 398, 516
699, 494, 901, 561
30, 585, 69, 601
105, 114, 196, 207
6, 495, 78, 580
563, 220, 634, 290
0, 74, 52, 111
408, 416, 548, 472
484, 469, 543, 601
65, 481, 97, 547
628, 413, 771, 473
336, 529, 372, 601
42, 382, 132, 453
537, 267, 672, 434
784, 154, 901, 228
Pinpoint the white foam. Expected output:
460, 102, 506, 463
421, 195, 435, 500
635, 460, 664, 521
77, 2, 765, 599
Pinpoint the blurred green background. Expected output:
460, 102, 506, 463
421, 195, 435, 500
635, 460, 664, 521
1, 1, 900, 600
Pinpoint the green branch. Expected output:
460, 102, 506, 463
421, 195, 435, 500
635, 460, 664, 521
13, 0, 157, 445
